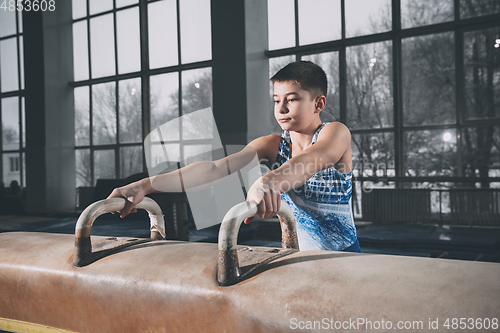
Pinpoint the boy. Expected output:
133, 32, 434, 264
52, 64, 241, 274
108, 61, 361, 253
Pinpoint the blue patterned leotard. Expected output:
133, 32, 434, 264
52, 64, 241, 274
273, 123, 357, 251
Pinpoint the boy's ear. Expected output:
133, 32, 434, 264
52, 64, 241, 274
314, 95, 326, 113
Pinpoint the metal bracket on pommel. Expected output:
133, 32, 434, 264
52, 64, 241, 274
217, 200, 299, 286
73, 197, 166, 267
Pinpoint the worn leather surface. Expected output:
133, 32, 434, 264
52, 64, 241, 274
1, 232, 499, 332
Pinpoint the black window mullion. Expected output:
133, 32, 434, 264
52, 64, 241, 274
455, 27, 464, 177
392, 0, 403, 186
140, 0, 150, 173
113, 1, 120, 178
338, 0, 347, 125
115, 79, 121, 177
294, 0, 299, 47
86, 0, 92, 79
89, 85, 95, 185
339, 47, 347, 125
86, 1, 94, 185
17, 11, 24, 185
18, 97, 23, 185
341, 0, 345, 40
0, 95, 2, 182
176, 0, 183, 161
91, 147, 95, 186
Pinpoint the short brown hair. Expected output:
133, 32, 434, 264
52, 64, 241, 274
270, 60, 327, 99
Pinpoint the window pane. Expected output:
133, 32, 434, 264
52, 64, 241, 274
0, 9, 16, 38
75, 86, 90, 146
268, 0, 295, 50
150, 72, 179, 137
94, 149, 115, 182
298, 0, 341, 45
148, 0, 178, 68
92, 82, 116, 145
2, 97, 19, 150
404, 129, 458, 177
463, 28, 500, 120
17, 10, 22, 33
460, 0, 500, 19
120, 146, 143, 178
0, 38, 19, 92
3, 153, 20, 185
73, 21, 89, 81
183, 144, 212, 165
302, 52, 340, 122
179, 0, 212, 63
345, 0, 391, 38
346, 41, 393, 129
72, 0, 87, 19
181, 67, 212, 115
90, 14, 115, 78
76, 149, 91, 187
181, 68, 213, 139
117, 8, 141, 74
147, 143, 180, 169
401, 0, 454, 29
116, 0, 138, 8
462, 126, 500, 179
119, 78, 142, 143
89, 0, 113, 15
352, 132, 395, 178
402, 32, 455, 126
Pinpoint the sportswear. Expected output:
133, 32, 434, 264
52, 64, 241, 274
273, 123, 358, 251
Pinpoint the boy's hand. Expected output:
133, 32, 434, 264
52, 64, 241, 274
107, 179, 150, 218
244, 177, 281, 224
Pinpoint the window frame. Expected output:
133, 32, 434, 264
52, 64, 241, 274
266, 0, 500, 187
70, 0, 213, 186
0, 10, 25, 186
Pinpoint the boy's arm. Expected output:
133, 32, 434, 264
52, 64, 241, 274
107, 134, 280, 217
245, 122, 352, 222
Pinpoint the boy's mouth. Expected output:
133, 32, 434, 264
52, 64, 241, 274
278, 118, 291, 123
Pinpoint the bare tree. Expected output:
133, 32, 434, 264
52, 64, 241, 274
461, 5, 500, 187
2, 125, 18, 145
168, 71, 213, 140
347, 41, 394, 177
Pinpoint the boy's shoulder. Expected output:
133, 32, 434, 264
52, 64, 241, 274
323, 121, 350, 131
318, 122, 351, 140
249, 133, 281, 151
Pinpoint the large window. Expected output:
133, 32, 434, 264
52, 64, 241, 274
71, 0, 213, 188
0, 9, 25, 187
267, 0, 500, 218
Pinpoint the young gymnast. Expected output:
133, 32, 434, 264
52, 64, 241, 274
108, 60, 361, 252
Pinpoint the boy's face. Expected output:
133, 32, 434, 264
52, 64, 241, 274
273, 80, 322, 132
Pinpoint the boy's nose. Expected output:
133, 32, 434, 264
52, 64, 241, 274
278, 102, 288, 113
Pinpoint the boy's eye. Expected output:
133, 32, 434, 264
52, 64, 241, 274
274, 100, 280, 104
